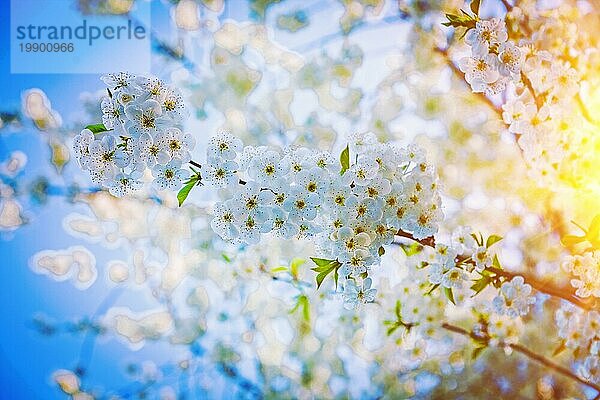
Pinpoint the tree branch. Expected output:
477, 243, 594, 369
395, 230, 597, 311
441, 322, 600, 394
499, 0, 513, 12
434, 47, 504, 117
486, 266, 595, 311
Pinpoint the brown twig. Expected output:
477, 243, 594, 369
395, 230, 435, 247
442, 322, 600, 394
395, 230, 597, 311
486, 266, 595, 311
499, 0, 513, 12
433, 47, 504, 117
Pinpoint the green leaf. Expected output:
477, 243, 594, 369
386, 324, 399, 336
426, 283, 440, 295
315, 270, 330, 289
311, 259, 341, 290
588, 215, 600, 237
85, 123, 111, 135
395, 300, 402, 318
587, 214, 600, 248
441, 12, 477, 29
552, 339, 567, 356
470, 0, 481, 15
401, 242, 422, 256
444, 287, 456, 305
290, 258, 305, 279
310, 257, 335, 268
486, 235, 502, 248
290, 295, 311, 322
378, 246, 385, 256
333, 266, 339, 289
492, 254, 501, 269
339, 145, 350, 175
271, 266, 288, 273
301, 296, 310, 322
561, 234, 586, 247
177, 180, 196, 206
472, 346, 486, 360
221, 253, 232, 263
470, 275, 491, 296
470, 233, 483, 247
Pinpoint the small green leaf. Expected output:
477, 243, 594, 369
271, 266, 288, 273
401, 242, 422, 256
470, 0, 481, 15
470, 275, 491, 296
588, 215, 600, 237
552, 339, 567, 356
378, 246, 385, 256
340, 145, 350, 175
333, 266, 339, 289
486, 235, 503, 248
315, 270, 330, 290
471, 233, 483, 247
587, 215, 600, 248
395, 300, 402, 318
426, 283, 440, 295
85, 123, 111, 135
561, 234, 586, 247
177, 180, 196, 206
301, 296, 310, 322
221, 253, 232, 263
441, 12, 477, 29
290, 295, 311, 322
386, 324, 399, 336
290, 258, 305, 279
472, 345, 486, 360
311, 259, 341, 290
310, 257, 335, 268
492, 254, 501, 269
444, 287, 456, 305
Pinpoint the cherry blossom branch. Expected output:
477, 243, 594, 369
485, 266, 595, 311
189, 160, 202, 169
520, 71, 543, 110
499, 0, 513, 11
395, 230, 597, 311
441, 322, 600, 394
433, 47, 504, 117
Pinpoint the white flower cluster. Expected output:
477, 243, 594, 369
426, 227, 492, 290
72, 72, 194, 196
206, 131, 443, 308
458, 9, 594, 186
459, 18, 522, 96
492, 276, 535, 317
561, 251, 600, 298
555, 303, 600, 383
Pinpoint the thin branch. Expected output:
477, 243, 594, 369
442, 322, 600, 394
520, 71, 543, 110
189, 160, 202, 169
433, 47, 504, 117
395, 230, 435, 247
499, 0, 513, 12
395, 230, 597, 312
486, 266, 595, 311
